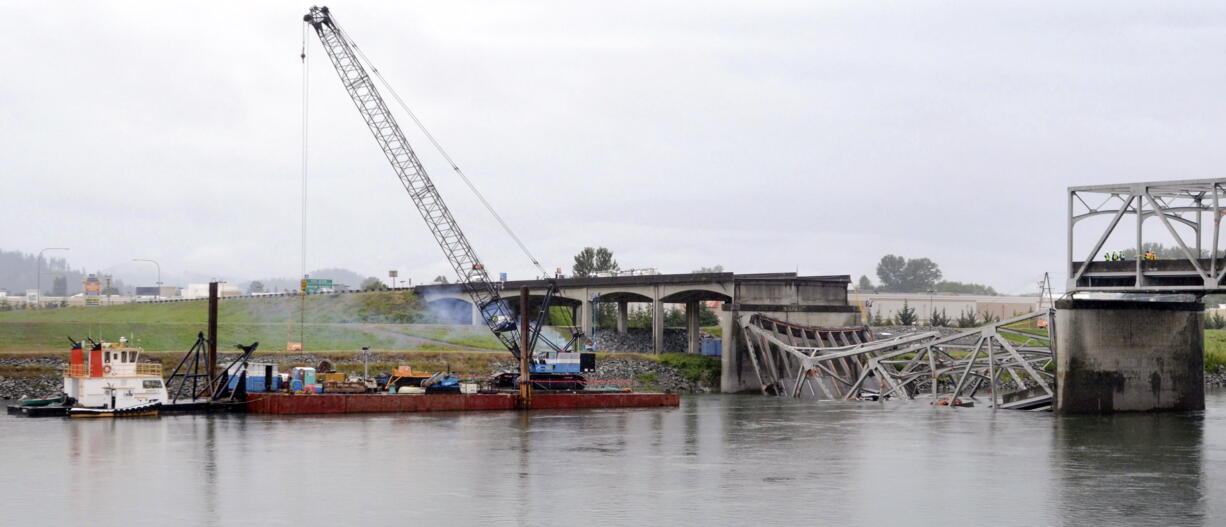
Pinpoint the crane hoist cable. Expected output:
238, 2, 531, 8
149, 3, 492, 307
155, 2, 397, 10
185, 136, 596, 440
328, 10, 548, 279
299, 21, 310, 348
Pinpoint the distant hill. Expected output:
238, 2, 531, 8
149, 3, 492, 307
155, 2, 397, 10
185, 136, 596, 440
0, 248, 128, 296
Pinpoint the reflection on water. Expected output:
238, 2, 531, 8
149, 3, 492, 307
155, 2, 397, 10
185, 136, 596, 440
1055, 411, 1206, 525
2, 391, 1224, 525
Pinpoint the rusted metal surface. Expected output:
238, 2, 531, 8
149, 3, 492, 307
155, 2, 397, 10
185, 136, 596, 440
321, 381, 367, 394
248, 393, 516, 414
519, 286, 532, 408
531, 393, 680, 409
247, 392, 679, 415
206, 282, 218, 398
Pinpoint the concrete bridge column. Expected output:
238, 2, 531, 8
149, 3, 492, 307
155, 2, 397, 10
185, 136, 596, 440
686, 301, 701, 354
719, 309, 751, 393
471, 301, 482, 326
1055, 296, 1204, 413
617, 300, 628, 334
580, 296, 593, 339
652, 298, 664, 355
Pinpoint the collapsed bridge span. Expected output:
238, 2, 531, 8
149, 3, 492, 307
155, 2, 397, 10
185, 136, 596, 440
739, 311, 1057, 410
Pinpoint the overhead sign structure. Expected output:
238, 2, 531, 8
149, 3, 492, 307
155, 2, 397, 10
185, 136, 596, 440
301, 278, 333, 293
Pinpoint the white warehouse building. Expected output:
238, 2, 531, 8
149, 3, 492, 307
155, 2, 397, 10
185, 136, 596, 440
182, 283, 242, 300
853, 292, 1043, 324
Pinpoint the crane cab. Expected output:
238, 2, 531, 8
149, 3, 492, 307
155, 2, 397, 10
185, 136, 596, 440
531, 351, 595, 374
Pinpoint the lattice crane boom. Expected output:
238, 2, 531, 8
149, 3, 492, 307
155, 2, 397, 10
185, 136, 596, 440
303, 6, 525, 357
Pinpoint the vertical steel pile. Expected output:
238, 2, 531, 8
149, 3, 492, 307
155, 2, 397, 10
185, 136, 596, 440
206, 282, 219, 398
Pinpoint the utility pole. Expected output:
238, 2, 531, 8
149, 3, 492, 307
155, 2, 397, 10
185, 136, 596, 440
36, 247, 69, 307
133, 258, 162, 300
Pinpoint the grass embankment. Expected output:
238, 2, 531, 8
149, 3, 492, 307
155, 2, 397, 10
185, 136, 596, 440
1005, 323, 1226, 373
0, 292, 501, 352
1201, 331, 1226, 373
882, 321, 1226, 373
0, 349, 514, 379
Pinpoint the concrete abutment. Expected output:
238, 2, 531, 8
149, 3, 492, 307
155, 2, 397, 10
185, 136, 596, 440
1055, 297, 1204, 413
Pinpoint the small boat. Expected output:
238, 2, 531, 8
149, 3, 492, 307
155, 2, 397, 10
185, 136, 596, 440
63, 338, 167, 419
69, 400, 161, 419
19, 394, 66, 407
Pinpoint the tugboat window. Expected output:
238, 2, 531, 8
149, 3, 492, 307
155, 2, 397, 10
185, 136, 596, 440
104, 352, 110, 363
143, 380, 162, 389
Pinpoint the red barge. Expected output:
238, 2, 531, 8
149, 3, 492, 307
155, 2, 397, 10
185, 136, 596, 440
247, 392, 680, 415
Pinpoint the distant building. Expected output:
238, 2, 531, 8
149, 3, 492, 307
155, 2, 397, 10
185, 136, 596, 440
134, 286, 181, 298
182, 283, 241, 299
593, 268, 660, 278
853, 292, 1042, 323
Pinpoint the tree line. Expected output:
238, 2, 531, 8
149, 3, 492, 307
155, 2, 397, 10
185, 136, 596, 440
857, 254, 999, 295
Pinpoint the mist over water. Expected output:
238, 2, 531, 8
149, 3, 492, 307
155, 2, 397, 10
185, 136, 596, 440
3, 391, 1224, 525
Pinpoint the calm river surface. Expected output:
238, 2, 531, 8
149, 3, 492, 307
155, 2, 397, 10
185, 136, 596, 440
3, 391, 1225, 526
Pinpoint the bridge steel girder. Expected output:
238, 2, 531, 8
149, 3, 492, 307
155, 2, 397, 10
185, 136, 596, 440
1068, 178, 1226, 293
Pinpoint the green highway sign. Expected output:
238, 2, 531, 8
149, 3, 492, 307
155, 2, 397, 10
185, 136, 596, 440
300, 278, 333, 293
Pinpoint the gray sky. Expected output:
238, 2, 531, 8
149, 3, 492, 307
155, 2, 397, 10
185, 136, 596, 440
4, 1, 1226, 294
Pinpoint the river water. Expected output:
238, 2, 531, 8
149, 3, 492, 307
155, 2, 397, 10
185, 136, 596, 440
3, 391, 1224, 526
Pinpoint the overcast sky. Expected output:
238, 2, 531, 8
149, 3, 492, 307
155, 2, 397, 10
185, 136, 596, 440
5, 1, 1226, 294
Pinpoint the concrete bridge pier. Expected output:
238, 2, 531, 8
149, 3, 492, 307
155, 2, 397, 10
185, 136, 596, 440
580, 294, 593, 338
652, 298, 664, 355
616, 301, 628, 333
1055, 295, 1204, 413
686, 300, 701, 354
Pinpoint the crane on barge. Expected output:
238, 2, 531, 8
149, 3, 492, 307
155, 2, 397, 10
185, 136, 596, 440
303, 6, 590, 390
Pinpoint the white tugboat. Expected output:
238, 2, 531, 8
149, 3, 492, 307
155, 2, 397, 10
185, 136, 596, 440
64, 338, 165, 418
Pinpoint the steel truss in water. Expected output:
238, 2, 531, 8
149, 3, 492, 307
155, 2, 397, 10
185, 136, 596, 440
739, 311, 1056, 410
